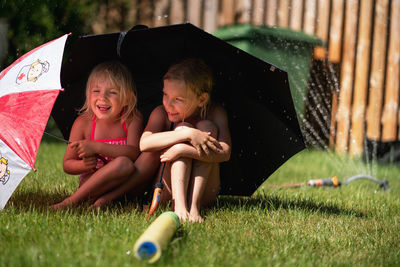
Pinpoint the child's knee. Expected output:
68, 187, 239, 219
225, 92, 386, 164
193, 159, 214, 170
196, 120, 218, 137
134, 152, 160, 174
113, 156, 135, 174
173, 121, 193, 130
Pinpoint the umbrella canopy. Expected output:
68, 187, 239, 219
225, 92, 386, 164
53, 23, 305, 196
0, 34, 68, 209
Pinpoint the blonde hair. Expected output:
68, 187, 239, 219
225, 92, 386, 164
163, 58, 213, 118
80, 61, 137, 122
0, 157, 7, 165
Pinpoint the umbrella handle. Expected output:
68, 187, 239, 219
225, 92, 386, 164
147, 183, 164, 218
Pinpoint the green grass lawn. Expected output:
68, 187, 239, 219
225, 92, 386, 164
1, 141, 399, 266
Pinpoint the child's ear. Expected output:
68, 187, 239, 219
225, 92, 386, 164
198, 92, 209, 107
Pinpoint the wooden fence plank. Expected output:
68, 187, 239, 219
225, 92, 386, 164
253, 0, 265, 25
382, 0, 400, 141
187, 0, 202, 27
204, 0, 219, 32
366, 0, 389, 141
219, 0, 235, 26
265, 0, 278, 26
314, 0, 330, 59
237, 0, 252, 24
136, 0, 154, 27
329, 76, 339, 147
328, 0, 344, 63
335, 0, 358, 153
290, 0, 304, 31
303, 0, 316, 35
170, 0, 185, 25
328, 0, 344, 148
349, 0, 373, 156
278, 0, 290, 27
154, 0, 169, 27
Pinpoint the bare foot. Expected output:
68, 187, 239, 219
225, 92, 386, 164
174, 207, 190, 222
50, 198, 74, 210
189, 209, 203, 223
89, 197, 112, 210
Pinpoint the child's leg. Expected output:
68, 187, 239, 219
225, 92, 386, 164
51, 156, 134, 209
187, 162, 219, 222
187, 120, 220, 222
169, 157, 192, 221
91, 152, 160, 208
157, 123, 194, 221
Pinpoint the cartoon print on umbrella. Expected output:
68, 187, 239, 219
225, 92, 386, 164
54, 23, 305, 196
0, 34, 69, 210
0, 153, 10, 185
1, 59, 51, 187
16, 60, 50, 84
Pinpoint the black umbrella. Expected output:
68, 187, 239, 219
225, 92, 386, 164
53, 23, 305, 196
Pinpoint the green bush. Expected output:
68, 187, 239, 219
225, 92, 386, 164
0, 0, 97, 68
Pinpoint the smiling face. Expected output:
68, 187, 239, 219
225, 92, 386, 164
162, 79, 206, 123
27, 63, 43, 81
88, 72, 123, 121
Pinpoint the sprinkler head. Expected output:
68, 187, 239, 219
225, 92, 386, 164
379, 179, 390, 191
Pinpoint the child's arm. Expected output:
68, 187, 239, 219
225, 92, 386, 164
140, 106, 220, 153
71, 112, 143, 161
160, 106, 231, 163
63, 116, 97, 175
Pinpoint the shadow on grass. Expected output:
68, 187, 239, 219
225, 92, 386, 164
215, 194, 367, 218
7, 190, 367, 218
6, 190, 146, 215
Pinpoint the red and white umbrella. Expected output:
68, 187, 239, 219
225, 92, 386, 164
0, 34, 68, 210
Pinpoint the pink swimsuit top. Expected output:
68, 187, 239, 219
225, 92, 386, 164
91, 116, 127, 168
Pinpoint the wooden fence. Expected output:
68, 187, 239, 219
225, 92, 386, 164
94, 0, 400, 156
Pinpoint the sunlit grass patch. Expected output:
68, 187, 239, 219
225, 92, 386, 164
1, 143, 399, 266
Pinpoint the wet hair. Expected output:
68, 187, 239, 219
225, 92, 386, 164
163, 58, 213, 118
80, 61, 137, 122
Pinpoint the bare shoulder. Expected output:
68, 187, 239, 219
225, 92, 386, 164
72, 113, 91, 127
70, 113, 92, 140
151, 105, 168, 117
126, 109, 144, 127
208, 103, 228, 121
144, 105, 170, 132
208, 103, 231, 144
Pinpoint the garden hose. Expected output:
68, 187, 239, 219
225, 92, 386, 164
269, 174, 390, 191
339, 174, 390, 191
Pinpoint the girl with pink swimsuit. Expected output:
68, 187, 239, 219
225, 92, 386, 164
51, 61, 159, 210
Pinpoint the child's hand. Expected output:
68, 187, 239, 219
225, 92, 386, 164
189, 129, 221, 156
160, 144, 185, 162
70, 140, 97, 158
82, 156, 97, 170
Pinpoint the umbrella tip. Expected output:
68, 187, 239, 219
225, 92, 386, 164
130, 25, 148, 31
